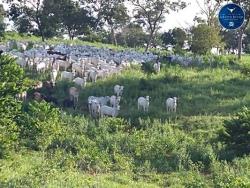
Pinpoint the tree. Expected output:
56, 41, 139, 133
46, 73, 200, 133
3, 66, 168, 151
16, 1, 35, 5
0, 55, 29, 158
14, 15, 33, 34
222, 30, 238, 54
196, 0, 223, 27
131, 0, 186, 52
190, 24, 222, 55
116, 23, 147, 47
243, 26, 250, 54
55, 0, 95, 40
161, 28, 187, 49
0, 55, 29, 97
8, 0, 47, 41
0, 96, 21, 158
86, 0, 129, 45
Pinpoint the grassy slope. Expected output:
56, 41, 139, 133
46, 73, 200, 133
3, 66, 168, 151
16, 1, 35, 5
1, 35, 250, 187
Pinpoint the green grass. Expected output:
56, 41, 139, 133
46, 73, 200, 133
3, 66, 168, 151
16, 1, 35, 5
1, 38, 250, 187
0, 151, 160, 188
46, 61, 250, 122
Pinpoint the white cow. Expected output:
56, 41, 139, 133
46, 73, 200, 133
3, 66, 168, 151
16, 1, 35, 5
72, 63, 85, 77
36, 62, 46, 73
166, 97, 177, 112
69, 87, 80, 106
114, 85, 124, 96
100, 105, 120, 117
16, 58, 27, 68
50, 69, 58, 86
110, 95, 121, 107
89, 70, 98, 82
73, 77, 87, 88
138, 96, 150, 112
61, 71, 75, 81
153, 62, 161, 73
89, 100, 101, 117
58, 60, 70, 71
88, 96, 110, 114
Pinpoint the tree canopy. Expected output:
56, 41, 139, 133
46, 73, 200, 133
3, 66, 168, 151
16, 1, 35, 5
131, 0, 186, 52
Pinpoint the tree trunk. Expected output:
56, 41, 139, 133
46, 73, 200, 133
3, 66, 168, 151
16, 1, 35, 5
237, 18, 250, 60
145, 32, 153, 52
237, 29, 243, 60
111, 27, 117, 46
39, 26, 45, 42
41, 34, 45, 42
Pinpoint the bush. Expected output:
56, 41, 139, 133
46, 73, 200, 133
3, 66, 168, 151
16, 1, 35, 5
241, 64, 250, 75
0, 97, 21, 158
220, 107, 250, 156
141, 62, 155, 75
19, 101, 64, 151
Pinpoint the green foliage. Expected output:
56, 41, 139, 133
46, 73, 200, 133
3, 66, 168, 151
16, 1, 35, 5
19, 101, 63, 151
240, 63, 250, 76
0, 55, 30, 97
191, 24, 222, 55
141, 62, 155, 75
132, 0, 186, 51
220, 107, 250, 156
161, 27, 187, 49
1, 38, 250, 186
222, 30, 238, 53
0, 5, 5, 38
116, 23, 147, 48
0, 97, 21, 158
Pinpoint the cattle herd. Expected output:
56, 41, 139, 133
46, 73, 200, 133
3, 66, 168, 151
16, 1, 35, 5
1, 41, 179, 117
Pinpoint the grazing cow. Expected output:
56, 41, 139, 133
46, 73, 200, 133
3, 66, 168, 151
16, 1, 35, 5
138, 96, 150, 112
166, 97, 177, 112
89, 70, 98, 82
88, 96, 110, 114
69, 87, 80, 107
58, 60, 70, 71
72, 63, 85, 77
73, 77, 87, 88
90, 100, 101, 117
114, 85, 124, 96
100, 105, 120, 117
61, 71, 75, 81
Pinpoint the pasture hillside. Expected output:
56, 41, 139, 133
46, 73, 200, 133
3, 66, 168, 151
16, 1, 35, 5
0, 51, 250, 187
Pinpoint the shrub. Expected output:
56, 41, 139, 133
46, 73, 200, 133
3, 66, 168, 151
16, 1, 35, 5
141, 62, 155, 75
19, 101, 64, 151
0, 97, 21, 158
220, 107, 250, 156
241, 64, 250, 76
